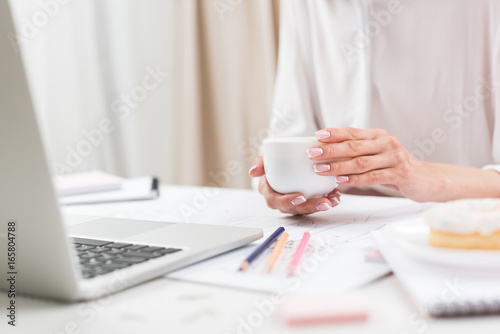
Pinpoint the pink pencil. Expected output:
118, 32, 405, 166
287, 232, 311, 276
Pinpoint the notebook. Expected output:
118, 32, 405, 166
372, 220, 500, 317
55, 170, 123, 196
60, 176, 158, 205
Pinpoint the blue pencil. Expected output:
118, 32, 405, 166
239, 226, 285, 271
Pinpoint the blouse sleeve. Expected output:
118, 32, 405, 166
252, 0, 321, 190
483, 8, 500, 174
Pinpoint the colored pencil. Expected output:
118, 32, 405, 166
287, 232, 311, 276
239, 226, 285, 271
265, 232, 289, 273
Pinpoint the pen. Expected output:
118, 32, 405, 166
287, 232, 310, 276
151, 177, 159, 199
265, 232, 289, 273
239, 226, 285, 271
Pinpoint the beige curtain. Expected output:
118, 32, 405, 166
176, 0, 280, 189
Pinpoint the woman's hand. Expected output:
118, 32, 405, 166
251, 127, 500, 207
307, 127, 434, 202
249, 156, 341, 215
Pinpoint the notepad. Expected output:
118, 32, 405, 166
373, 225, 500, 317
54, 170, 123, 196
60, 176, 158, 205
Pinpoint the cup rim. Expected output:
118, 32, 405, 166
263, 136, 318, 144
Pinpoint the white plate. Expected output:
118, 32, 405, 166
382, 218, 500, 269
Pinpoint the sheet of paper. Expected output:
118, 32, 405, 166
63, 185, 430, 294
167, 195, 429, 294
167, 200, 422, 293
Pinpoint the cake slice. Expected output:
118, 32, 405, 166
424, 198, 500, 250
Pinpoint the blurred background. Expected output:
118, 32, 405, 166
9, 0, 280, 189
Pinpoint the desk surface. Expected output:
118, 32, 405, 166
2, 186, 499, 334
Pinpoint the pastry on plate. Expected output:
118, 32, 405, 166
424, 198, 500, 250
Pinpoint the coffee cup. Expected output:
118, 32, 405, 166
263, 137, 338, 199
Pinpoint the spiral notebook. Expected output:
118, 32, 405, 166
373, 230, 500, 317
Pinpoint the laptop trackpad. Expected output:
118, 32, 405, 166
67, 218, 174, 239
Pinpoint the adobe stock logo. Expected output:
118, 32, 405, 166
7, 0, 74, 54
213, 0, 242, 21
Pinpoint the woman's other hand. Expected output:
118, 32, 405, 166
249, 156, 341, 215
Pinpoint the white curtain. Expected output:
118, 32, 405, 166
10, 0, 178, 183
9, 0, 279, 188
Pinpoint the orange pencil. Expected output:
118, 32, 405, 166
265, 232, 289, 273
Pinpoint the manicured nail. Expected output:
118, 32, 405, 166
313, 164, 330, 172
306, 147, 323, 158
316, 202, 332, 211
248, 161, 259, 175
315, 130, 331, 139
332, 189, 342, 196
336, 176, 349, 183
291, 196, 306, 206
331, 196, 341, 207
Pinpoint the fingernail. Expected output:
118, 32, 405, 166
248, 161, 259, 175
306, 147, 323, 158
336, 176, 349, 183
313, 164, 330, 172
331, 196, 341, 207
333, 189, 342, 196
315, 130, 331, 139
316, 202, 332, 211
291, 196, 306, 206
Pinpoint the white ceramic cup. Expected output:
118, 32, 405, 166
263, 137, 338, 199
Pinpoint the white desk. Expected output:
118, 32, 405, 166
2, 186, 499, 334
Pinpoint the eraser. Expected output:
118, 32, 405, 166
280, 291, 369, 326
364, 249, 385, 263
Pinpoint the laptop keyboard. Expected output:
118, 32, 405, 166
72, 237, 182, 279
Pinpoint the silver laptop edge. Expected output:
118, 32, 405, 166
0, 0, 262, 301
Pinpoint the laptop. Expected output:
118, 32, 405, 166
0, 0, 262, 301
